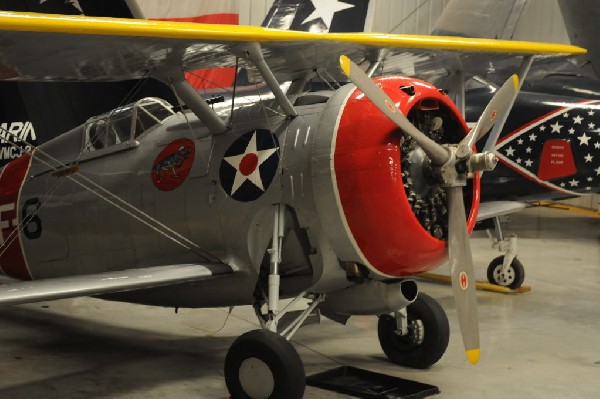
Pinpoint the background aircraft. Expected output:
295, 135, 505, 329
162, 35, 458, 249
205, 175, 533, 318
0, 10, 583, 399
431, 0, 600, 289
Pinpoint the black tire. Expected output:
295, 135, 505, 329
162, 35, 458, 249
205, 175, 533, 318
224, 329, 305, 399
486, 255, 525, 289
377, 292, 449, 369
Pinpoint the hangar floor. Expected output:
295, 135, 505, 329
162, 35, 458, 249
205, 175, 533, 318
0, 206, 598, 398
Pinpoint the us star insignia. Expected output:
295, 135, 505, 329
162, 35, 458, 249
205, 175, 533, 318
219, 129, 280, 202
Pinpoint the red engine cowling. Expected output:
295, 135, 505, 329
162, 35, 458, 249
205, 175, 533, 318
313, 76, 480, 278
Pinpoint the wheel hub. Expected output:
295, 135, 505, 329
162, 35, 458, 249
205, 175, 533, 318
239, 357, 275, 399
395, 318, 425, 345
493, 264, 515, 286
409, 319, 425, 345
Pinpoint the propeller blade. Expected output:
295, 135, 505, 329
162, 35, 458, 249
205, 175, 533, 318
447, 186, 480, 364
460, 74, 519, 150
339, 55, 449, 166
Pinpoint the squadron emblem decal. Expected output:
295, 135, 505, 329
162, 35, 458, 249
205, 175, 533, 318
151, 138, 195, 191
459, 271, 469, 291
219, 129, 280, 202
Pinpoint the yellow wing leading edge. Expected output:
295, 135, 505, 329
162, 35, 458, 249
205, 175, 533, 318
0, 11, 586, 56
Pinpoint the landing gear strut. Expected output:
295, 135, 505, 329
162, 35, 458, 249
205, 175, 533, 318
486, 216, 525, 288
224, 204, 321, 399
377, 292, 450, 369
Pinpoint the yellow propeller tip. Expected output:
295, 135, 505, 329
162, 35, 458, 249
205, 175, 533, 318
512, 74, 519, 90
339, 55, 351, 76
466, 348, 480, 364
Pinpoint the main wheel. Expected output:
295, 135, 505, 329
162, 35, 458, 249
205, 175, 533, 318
224, 329, 305, 399
377, 292, 449, 369
486, 255, 525, 289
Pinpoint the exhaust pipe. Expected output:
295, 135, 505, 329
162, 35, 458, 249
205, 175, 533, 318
321, 279, 418, 316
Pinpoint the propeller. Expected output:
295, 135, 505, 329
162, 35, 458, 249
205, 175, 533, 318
339, 55, 520, 364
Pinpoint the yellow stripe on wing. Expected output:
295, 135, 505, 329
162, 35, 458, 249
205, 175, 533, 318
0, 11, 587, 56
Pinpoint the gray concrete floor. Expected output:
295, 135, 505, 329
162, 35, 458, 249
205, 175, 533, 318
0, 207, 598, 398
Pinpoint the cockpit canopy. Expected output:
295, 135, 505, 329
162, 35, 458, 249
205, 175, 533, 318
85, 97, 175, 151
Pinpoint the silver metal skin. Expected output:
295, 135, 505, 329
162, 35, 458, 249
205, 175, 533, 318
477, 201, 527, 221
0, 264, 231, 306
320, 280, 418, 316
0, 84, 411, 320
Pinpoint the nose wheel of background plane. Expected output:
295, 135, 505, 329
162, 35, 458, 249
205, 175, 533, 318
224, 329, 306, 399
377, 292, 450, 369
486, 255, 525, 289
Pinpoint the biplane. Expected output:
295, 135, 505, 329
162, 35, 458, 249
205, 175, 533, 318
0, 11, 585, 398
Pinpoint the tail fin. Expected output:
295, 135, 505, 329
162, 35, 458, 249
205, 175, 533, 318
262, 0, 372, 33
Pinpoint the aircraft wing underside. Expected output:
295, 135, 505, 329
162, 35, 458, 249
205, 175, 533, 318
0, 263, 233, 306
476, 201, 528, 221
0, 12, 585, 86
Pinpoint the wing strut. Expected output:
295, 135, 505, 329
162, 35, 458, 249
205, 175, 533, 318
366, 48, 390, 77
286, 71, 317, 105
237, 42, 297, 118
168, 72, 228, 135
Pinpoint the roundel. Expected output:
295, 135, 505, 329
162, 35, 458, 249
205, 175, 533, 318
459, 271, 469, 291
219, 129, 280, 202
151, 138, 195, 191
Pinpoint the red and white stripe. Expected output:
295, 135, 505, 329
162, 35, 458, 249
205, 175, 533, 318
128, 0, 240, 90
0, 152, 33, 280
127, 0, 239, 22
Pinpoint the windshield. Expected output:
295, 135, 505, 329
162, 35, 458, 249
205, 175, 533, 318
85, 97, 175, 152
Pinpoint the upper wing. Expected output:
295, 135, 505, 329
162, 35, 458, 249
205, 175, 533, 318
0, 11, 585, 84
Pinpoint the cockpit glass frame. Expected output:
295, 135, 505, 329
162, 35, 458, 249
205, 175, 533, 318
84, 97, 175, 153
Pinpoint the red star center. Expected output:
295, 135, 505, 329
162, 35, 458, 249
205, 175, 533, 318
239, 153, 258, 176
459, 271, 468, 290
